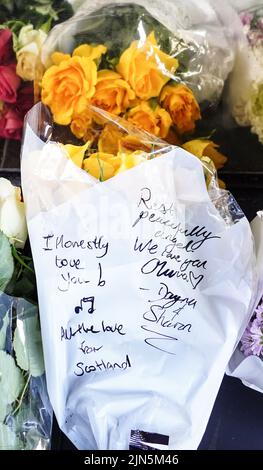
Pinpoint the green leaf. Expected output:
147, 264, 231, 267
14, 316, 45, 377
0, 423, 22, 450
0, 351, 24, 404
149, 98, 158, 111
5, 257, 37, 304
40, 17, 52, 33
0, 232, 14, 292
0, 0, 14, 13
0, 313, 9, 350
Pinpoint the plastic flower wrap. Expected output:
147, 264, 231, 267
0, 178, 52, 450
241, 299, 263, 358
228, 2, 263, 144
228, 211, 263, 393
40, 0, 238, 116
37, 0, 237, 172
20, 101, 256, 450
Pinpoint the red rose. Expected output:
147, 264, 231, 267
0, 29, 14, 65
0, 64, 21, 103
0, 105, 23, 140
16, 84, 34, 117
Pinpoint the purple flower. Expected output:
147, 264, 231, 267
241, 299, 263, 358
255, 302, 263, 317
240, 11, 253, 26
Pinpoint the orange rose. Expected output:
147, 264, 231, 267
127, 102, 172, 138
91, 70, 135, 115
160, 84, 201, 134
70, 108, 93, 139
41, 56, 97, 125
117, 32, 178, 100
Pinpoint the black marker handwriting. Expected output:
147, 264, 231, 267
150, 282, 197, 311
143, 305, 192, 332
141, 258, 204, 290
141, 326, 178, 355
61, 320, 126, 341
79, 341, 103, 355
75, 296, 95, 314
58, 272, 90, 292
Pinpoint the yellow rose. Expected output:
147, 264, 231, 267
73, 44, 107, 61
115, 151, 147, 174
127, 102, 172, 138
63, 141, 91, 168
117, 31, 178, 100
91, 70, 135, 115
98, 124, 124, 154
83, 152, 120, 181
16, 25, 47, 81
118, 135, 152, 154
70, 108, 93, 139
51, 52, 71, 65
127, 102, 158, 136
155, 107, 173, 139
41, 56, 97, 125
183, 139, 227, 170
160, 84, 201, 134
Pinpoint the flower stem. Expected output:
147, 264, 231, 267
12, 373, 31, 416
12, 246, 34, 274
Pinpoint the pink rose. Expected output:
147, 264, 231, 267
16, 84, 34, 117
0, 105, 23, 140
0, 64, 21, 103
0, 29, 14, 65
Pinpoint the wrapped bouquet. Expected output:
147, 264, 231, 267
0, 178, 52, 450
228, 212, 263, 393
35, 0, 238, 176
20, 99, 256, 450
228, 1, 263, 144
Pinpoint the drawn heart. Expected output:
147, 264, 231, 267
189, 271, 204, 290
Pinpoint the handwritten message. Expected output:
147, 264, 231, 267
41, 232, 131, 377
132, 186, 220, 355
39, 183, 220, 376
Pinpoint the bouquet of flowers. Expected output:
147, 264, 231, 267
241, 298, 263, 360
228, 2, 263, 144
37, 0, 235, 175
20, 94, 256, 450
228, 211, 263, 393
0, 0, 73, 141
0, 177, 52, 449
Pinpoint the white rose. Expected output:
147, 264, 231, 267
0, 178, 27, 249
16, 25, 47, 81
17, 25, 47, 50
